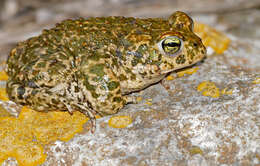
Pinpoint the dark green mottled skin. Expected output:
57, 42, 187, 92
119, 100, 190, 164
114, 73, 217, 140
6, 11, 206, 131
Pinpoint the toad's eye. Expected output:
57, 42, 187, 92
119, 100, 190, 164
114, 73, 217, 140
159, 36, 183, 56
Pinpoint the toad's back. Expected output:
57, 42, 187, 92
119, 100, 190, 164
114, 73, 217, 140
7, 16, 170, 85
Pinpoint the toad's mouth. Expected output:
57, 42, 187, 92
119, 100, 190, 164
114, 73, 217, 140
160, 53, 206, 74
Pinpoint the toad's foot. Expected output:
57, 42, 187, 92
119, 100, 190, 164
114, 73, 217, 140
74, 103, 97, 133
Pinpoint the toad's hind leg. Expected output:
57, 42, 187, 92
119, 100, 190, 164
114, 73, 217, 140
6, 80, 67, 111
7, 79, 99, 132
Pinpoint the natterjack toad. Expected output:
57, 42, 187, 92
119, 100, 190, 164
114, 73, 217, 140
6, 11, 206, 132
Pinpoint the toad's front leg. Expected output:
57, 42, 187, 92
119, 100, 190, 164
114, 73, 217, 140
75, 62, 132, 132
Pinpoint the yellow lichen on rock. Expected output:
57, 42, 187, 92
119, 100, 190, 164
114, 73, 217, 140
145, 98, 153, 106
166, 75, 175, 81
221, 88, 233, 95
177, 67, 199, 77
0, 153, 7, 164
197, 81, 220, 98
166, 67, 199, 81
145, 102, 153, 106
0, 71, 8, 81
13, 142, 47, 166
252, 77, 260, 84
0, 105, 12, 117
0, 106, 89, 165
136, 96, 143, 103
108, 115, 132, 128
20, 107, 89, 144
0, 88, 9, 101
194, 22, 230, 54
146, 98, 153, 102
189, 146, 203, 156
256, 153, 260, 161
0, 116, 38, 166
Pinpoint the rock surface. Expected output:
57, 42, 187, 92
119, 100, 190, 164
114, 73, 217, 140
0, 0, 259, 165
